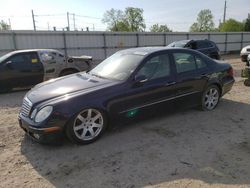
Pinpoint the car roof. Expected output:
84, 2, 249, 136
117, 46, 196, 56
7, 49, 61, 55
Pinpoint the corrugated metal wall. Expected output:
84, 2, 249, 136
0, 31, 250, 63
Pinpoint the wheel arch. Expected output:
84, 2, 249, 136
59, 67, 80, 76
206, 81, 222, 97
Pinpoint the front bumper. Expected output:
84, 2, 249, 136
18, 116, 63, 144
241, 54, 249, 62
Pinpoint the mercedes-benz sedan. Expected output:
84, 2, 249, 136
18, 47, 234, 144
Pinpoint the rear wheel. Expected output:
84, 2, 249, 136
201, 85, 220, 111
244, 79, 250, 86
66, 108, 107, 144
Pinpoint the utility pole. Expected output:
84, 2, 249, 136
223, 0, 227, 23
8, 18, 11, 30
47, 22, 50, 30
73, 13, 76, 30
93, 24, 95, 31
67, 12, 70, 31
31, 10, 36, 31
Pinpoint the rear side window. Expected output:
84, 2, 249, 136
173, 53, 196, 73
195, 56, 207, 69
40, 52, 57, 62
197, 41, 213, 49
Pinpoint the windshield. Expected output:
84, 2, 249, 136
168, 40, 188, 48
0, 52, 12, 63
89, 52, 144, 81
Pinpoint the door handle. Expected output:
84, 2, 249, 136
201, 73, 209, 78
195, 73, 209, 79
165, 81, 176, 86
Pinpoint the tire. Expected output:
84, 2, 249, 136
66, 108, 107, 145
201, 85, 220, 111
60, 70, 78, 77
244, 79, 250, 86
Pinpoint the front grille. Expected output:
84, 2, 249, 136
20, 97, 32, 117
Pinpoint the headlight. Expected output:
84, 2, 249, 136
30, 108, 37, 119
34, 106, 53, 123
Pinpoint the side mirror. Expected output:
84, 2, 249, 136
134, 75, 147, 86
5, 61, 13, 69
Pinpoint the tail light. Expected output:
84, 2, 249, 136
227, 67, 234, 77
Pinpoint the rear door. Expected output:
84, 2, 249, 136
1, 52, 44, 88
171, 51, 210, 108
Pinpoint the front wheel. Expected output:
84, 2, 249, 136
201, 85, 220, 111
66, 108, 107, 144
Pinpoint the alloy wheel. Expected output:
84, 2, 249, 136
73, 109, 104, 141
204, 87, 219, 110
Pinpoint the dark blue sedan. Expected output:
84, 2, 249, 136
18, 47, 234, 144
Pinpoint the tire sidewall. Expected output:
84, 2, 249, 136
66, 108, 107, 145
201, 85, 220, 111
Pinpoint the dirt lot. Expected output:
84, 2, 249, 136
1, 55, 250, 188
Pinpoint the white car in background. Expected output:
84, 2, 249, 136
240, 45, 250, 63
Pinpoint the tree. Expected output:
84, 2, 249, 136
150, 24, 172, 32
109, 21, 130, 32
244, 15, 250, 31
0, 20, 10, 30
102, 7, 146, 32
124, 7, 146, 32
189, 9, 215, 32
220, 19, 244, 32
102, 8, 124, 31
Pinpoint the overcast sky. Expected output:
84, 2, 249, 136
0, 0, 249, 31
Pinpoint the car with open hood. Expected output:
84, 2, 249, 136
0, 49, 92, 92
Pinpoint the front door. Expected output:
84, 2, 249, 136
0, 52, 44, 89
113, 52, 177, 117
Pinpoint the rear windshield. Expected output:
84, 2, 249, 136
168, 40, 189, 48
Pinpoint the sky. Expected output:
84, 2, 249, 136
0, 0, 249, 32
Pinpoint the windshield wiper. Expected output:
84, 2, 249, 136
89, 72, 107, 79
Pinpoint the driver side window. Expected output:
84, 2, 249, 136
137, 54, 171, 80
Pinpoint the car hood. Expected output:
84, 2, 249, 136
26, 73, 117, 103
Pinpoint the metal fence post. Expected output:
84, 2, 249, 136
103, 32, 107, 59
224, 32, 228, 53
62, 32, 68, 56
136, 33, 139, 47
12, 31, 17, 50
207, 33, 210, 40
186, 33, 189, 40
164, 33, 167, 46
241, 32, 244, 49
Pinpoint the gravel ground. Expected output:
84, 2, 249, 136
1, 55, 250, 188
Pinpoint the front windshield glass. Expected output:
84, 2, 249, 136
89, 52, 144, 81
168, 41, 188, 48
0, 52, 12, 63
